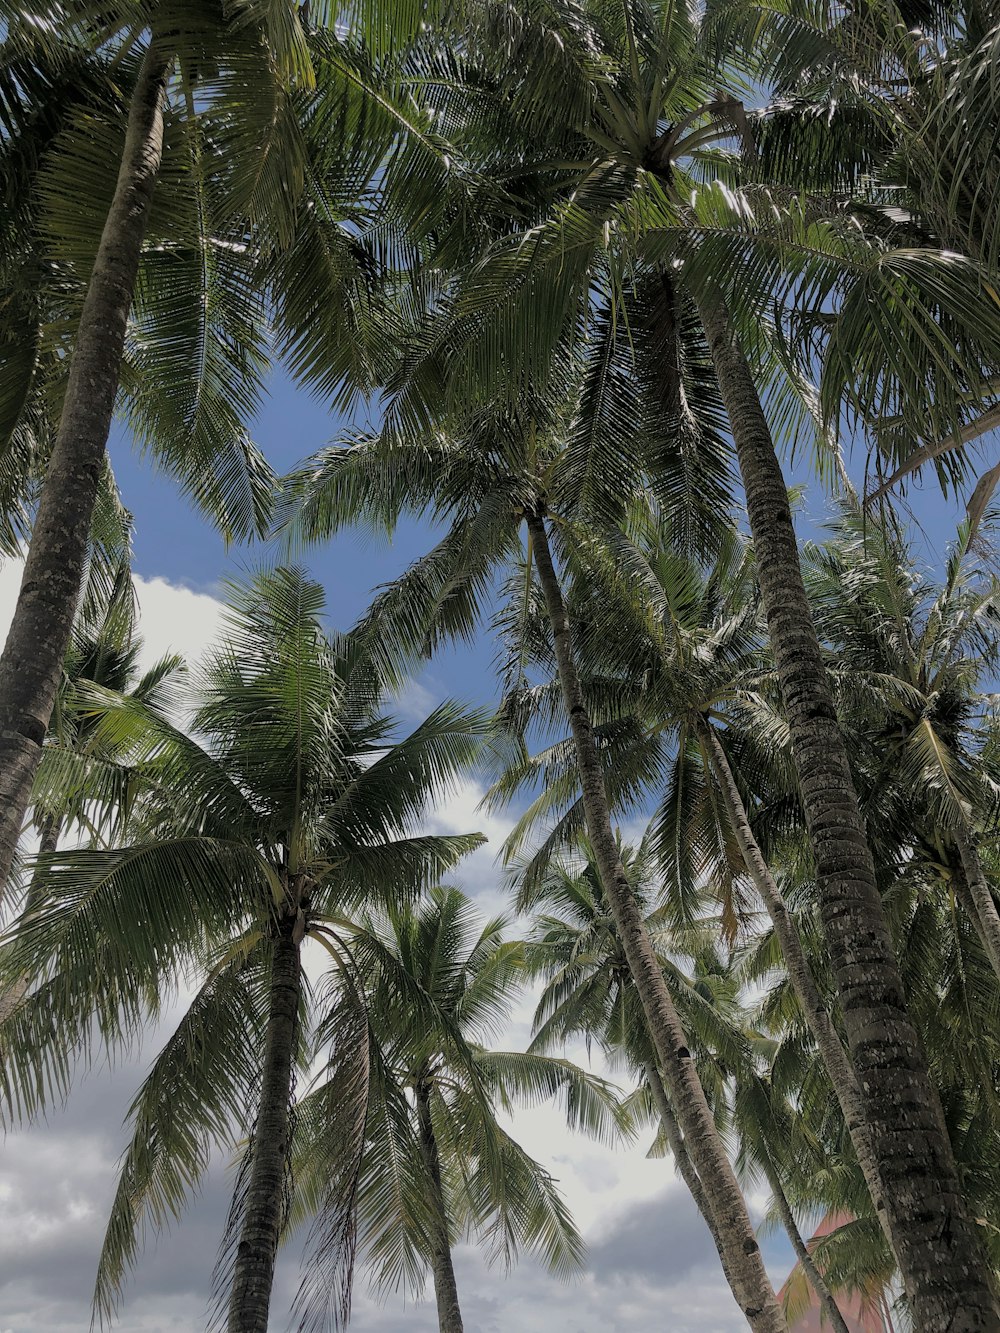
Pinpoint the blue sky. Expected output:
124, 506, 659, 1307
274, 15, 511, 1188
108, 361, 977, 669
108, 370, 492, 707
6, 367, 974, 1332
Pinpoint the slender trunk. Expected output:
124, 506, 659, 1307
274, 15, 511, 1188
525, 508, 786, 1333
643, 1059, 738, 1291
227, 907, 303, 1333
762, 1159, 851, 1333
0, 815, 62, 1025
699, 720, 891, 1243
880, 1292, 897, 1333
953, 821, 1000, 982
415, 1077, 465, 1333
24, 815, 61, 912
0, 42, 170, 897
696, 292, 999, 1329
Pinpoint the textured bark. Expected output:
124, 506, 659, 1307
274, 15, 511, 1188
762, 1157, 851, 1333
699, 720, 891, 1243
415, 1078, 465, 1333
226, 908, 303, 1333
0, 43, 170, 897
953, 821, 1000, 983
697, 292, 999, 1330
0, 816, 61, 1024
526, 508, 786, 1333
643, 1059, 738, 1291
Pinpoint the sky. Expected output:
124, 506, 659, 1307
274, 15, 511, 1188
0, 363, 983, 1333
0, 568, 793, 1333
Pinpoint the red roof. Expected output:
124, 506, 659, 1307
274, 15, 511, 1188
778, 1213, 891, 1333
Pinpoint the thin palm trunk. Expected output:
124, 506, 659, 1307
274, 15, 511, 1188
525, 507, 786, 1333
0, 815, 62, 1025
227, 907, 303, 1333
415, 1077, 465, 1333
953, 821, 1000, 982
0, 41, 170, 896
880, 1292, 897, 1333
642, 1059, 737, 1291
760, 1155, 851, 1333
699, 719, 891, 1242
696, 291, 999, 1329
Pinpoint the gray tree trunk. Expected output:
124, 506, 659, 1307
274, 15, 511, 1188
761, 1154, 850, 1333
226, 905, 303, 1333
642, 1059, 738, 1291
697, 292, 999, 1330
0, 42, 170, 897
699, 719, 891, 1242
0, 815, 61, 1024
415, 1078, 465, 1333
953, 821, 1000, 982
525, 508, 787, 1333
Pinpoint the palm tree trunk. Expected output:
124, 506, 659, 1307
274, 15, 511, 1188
0, 815, 62, 1025
0, 41, 170, 897
698, 719, 891, 1241
643, 1059, 738, 1291
696, 291, 1000, 1329
525, 507, 786, 1333
227, 908, 303, 1333
953, 821, 1000, 982
761, 1157, 851, 1333
880, 1292, 897, 1333
415, 1077, 465, 1333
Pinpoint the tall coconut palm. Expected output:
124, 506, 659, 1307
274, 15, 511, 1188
378, 0, 1000, 1315
0, 567, 487, 1333
280, 383, 788, 1329
519, 829, 856, 1330
489, 508, 893, 1238
800, 509, 1000, 980
0, 1, 438, 893
291, 886, 628, 1333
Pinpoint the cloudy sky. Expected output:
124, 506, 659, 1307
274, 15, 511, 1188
0, 556, 798, 1333
1, 361, 955, 1333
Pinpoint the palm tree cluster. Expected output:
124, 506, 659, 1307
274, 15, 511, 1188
4, 0, 1000, 1330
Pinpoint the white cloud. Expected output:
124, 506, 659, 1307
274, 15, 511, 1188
0, 561, 791, 1332
0, 558, 227, 678
130, 574, 226, 674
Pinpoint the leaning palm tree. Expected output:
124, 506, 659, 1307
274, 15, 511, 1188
517, 828, 791, 1317
519, 831, 867, 1333
0, 1, 440, 892
802, 507, 1000, 980
492, 507, 889, 1234
0, 566, 486, 1333
379, 0, 1000, 1315
280, 380, 788, 1329
292, 886, 628, 1333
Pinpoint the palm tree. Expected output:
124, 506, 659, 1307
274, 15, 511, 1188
26, 559, 182, 861
281, 388, 788, 1329
801, 508, 1000, 981
491, 509, 891, 1238
376, 1, 1000, 1315
0, 567, 487, 1333
0, 2, 429, 892
522, 826, 882, 1330
0, 545, 181, 1020
292, 886, 627, 1333
739, 0, 1000, 518
0, 20, 175, 889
